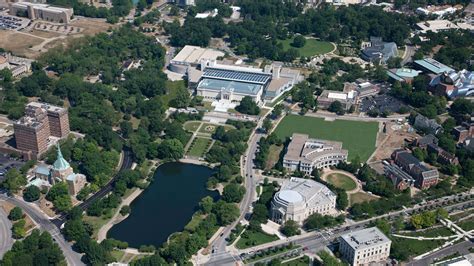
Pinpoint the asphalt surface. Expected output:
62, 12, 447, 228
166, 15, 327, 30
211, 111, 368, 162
0, 207, 13, 259
206, 196, 474, 265
0, 194, 84, 266
207, 128, 263, 264
406, 240, 474, 266
401, 45, 416, 66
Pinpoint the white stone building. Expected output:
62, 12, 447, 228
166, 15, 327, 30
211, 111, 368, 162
271, 177, 337, 224
9, 2, 73, 23
283, 133, 348, 175
339, 227, 391, 266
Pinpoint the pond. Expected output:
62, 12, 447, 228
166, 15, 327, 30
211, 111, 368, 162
107, 162, 218, 248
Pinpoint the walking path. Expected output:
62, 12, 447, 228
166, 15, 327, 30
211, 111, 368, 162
97, 188, 143, 242
320, 170, 361, 195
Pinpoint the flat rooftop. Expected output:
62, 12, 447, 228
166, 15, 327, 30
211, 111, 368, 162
171, 45, 224, 65
414, 58, 455, 74
340, 227, 391, 250
197, 78, 263, 95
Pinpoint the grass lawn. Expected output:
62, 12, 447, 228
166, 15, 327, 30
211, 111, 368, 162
184, 214, 205, 232
162, 80, 186, 107
83, 214, 113, 239
349, 192, 378, 206
110, 250, 125, 262
282, 256, 311, 266
458, 218, 474, 231
184, 121, 202, 132
392, 237, 444, 258
326, 173, 357, 191
265, 144, 283, 170
236, 230, 279, 249
403, 227, 453, 238
279, 37, 334, 57
198, 123, 218, 134
273, 115, 378, 161
187, 137, 212, 157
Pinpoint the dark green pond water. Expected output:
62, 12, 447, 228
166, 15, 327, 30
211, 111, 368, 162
107, 162, 217, 247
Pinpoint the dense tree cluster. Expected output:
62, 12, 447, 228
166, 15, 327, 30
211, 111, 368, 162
289, 6, 413, 45
413, 30, 474, 71
235, 96, 261, 115
162, 2, 412, 61
254, 133, 284, 170
1, 230, 65, 265
304, 213, 345, 230
0, 169, 27, 194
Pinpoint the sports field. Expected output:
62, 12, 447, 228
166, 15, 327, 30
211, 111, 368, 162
279, 38, 334, 57
273, 115, 378, 161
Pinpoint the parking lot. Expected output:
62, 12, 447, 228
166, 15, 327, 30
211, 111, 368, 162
0, 155, 26, 182
0, 15, 29, 30
359, 94, 408, 114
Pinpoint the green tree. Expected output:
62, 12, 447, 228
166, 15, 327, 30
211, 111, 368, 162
291, 35, 306, 48
12, 219, 26, 239
213, 200, 239, 226
157, 138, 184, 160
235, 96, 260, 115
280, 220, 300, 236
1, 169, 27, 194
8, 207, 23, 221
120, 205, 131, 216
199, 196, 214, 214
23, 185, 41, 202
262, 118, 273, 133
222, 183, 246, 203
328, 101, 344, 115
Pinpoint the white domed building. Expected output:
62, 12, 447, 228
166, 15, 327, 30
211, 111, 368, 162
271, 177, 337, 224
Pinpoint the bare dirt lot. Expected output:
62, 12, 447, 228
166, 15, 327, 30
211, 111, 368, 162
1, 17, 115, 58
370, 122, 419, 162
0, 31, 43, 58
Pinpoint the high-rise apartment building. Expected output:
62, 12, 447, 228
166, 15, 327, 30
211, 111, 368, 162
14, 102, 70, 158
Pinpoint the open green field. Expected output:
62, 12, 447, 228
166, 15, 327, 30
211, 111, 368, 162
274, 115, 378, 161
349, 192, 378, 206
236, 230, 279, 249
279, 37, 334, 57
265, 144, 283, 170
392, 237, 444, 259
326, 173, 357, 191
187, 137, 212, 157
184, 121, 201, 132
162, 80, 186, 107
459, 217, 474, 231
403, 227, 453, 238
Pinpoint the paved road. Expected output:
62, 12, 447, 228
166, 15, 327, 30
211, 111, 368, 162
207, 128, 264, 264
299, 111, 409, 122
52, 148, 133, 227
206, 196, 474, 265
401, 45, 416, 66
0, 207, 13, 259
406, 240, 474, 266
0, 194, 84, 266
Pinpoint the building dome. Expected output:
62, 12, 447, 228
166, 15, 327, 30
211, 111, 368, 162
277, 190, 303, 204
52, 144, 70, 171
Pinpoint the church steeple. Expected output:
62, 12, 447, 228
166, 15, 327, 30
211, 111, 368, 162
52, 143, 70, 171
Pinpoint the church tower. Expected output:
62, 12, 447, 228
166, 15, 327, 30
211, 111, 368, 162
50, 144, 73, 182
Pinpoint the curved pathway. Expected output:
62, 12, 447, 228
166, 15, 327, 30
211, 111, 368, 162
321, 170, 361, 194
0, 206, 13, 259
97, 188, 143, 242
0, 194, 84, 266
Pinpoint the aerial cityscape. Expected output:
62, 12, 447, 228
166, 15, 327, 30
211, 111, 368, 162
0, 0, 473, 265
